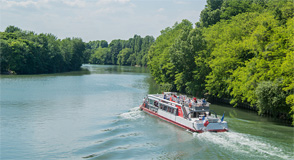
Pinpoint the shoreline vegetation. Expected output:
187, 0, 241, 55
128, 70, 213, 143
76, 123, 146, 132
147, 0, 293, 125
1, 0, 293, 125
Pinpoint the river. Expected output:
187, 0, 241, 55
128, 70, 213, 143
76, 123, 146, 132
0, 64, 293, 160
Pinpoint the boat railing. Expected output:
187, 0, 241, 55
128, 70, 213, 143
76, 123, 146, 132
163, 92, 178, 95
190, 106, 210, 112
148, 94, 182, 107
150, 106, 158, 112
207, 117, 219, 123
184, 102, 210, 107
145, 99, 159, 112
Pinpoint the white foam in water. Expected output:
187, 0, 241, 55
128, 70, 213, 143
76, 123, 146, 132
119, 107, 143, 120
193, 131, 292, 159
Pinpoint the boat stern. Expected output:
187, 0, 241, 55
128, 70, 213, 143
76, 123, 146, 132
194, 121, 228, 132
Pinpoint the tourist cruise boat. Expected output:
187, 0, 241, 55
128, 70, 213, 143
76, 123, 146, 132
140, 92, 228, 133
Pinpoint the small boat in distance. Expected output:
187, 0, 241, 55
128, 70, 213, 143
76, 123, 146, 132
140, 92, 228, 133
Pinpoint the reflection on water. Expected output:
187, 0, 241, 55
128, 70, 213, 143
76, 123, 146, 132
82, 64, 149, 75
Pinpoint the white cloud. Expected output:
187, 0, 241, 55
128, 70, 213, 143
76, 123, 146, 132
0, 0, 50, 9
96, 0, 130, 5
174, 0, 188, 5
62, 0, 86, 8
94, 7, 114, 14
93, 0, 134, 15
0, 0, 89, 9
0, 0, 134, 15
157, 8, 164, 12
96, 0, 111, 5
115, 0, 130, 3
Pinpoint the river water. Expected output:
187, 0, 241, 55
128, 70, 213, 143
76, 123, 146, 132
1, 64, 293, 160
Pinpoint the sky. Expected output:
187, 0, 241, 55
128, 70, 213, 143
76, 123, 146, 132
0, 0, 207, 42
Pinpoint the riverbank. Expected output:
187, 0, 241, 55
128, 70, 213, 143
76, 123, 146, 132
1, 70, 17, 75
209, 97, 293, 126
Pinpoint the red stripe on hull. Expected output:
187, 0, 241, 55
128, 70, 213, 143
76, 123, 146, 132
140, 106, 228, 133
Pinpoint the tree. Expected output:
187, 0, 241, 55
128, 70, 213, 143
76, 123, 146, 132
70, 38, 85, 70
5, 25, 22, 33
255, 80, 291, 118
117, 48, 132, 65
0, 26, 85, 74
89, 47, 109, 64
148, 20, 193, 90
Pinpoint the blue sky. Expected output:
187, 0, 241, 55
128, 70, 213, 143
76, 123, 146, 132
0, 0, 207, 42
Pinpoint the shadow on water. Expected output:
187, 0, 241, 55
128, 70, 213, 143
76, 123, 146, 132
82, 64, 149, 75
0, 64, 148, 79
211, 103, 292, 126
145, 76, 163, 94
0, 67, 91, 79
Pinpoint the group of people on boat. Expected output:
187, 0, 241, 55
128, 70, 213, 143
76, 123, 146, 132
162, 93, 208, 107
163, 94, 186, 103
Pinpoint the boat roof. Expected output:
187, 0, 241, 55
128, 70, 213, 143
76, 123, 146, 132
148, 94, 181, 108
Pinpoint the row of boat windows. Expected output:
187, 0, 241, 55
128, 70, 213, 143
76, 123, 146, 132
160, 106, 177, 115
148, 99, 177, 115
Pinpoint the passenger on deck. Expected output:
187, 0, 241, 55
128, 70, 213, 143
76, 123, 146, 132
195, 112, 199, 118
193, 97, 197, 103
192, 100, 196, 106
203, 98, 206, 105
163, 94, 166, 99
154, 101, 158, 107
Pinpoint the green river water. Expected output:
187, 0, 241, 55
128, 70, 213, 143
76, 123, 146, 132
0, 64, 293, 159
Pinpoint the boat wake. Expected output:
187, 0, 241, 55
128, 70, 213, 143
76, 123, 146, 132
119, 107, 143, 120
193, 131, 292, 160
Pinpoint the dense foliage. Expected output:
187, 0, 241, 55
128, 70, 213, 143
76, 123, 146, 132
0, 26, 85, 74
86, 35, 154, 66
147, 0, 294, 124
0, 27, 154, 74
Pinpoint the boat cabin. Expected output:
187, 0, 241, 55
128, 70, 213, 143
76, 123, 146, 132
146, 95, 179, 116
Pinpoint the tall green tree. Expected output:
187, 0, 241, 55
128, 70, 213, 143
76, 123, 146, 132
89, 47, 109, 64
148, 20, 193, 90
117, 48, 132, 65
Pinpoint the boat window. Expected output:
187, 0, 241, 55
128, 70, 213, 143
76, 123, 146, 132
154, 101, 158, 107
149, 99, 154, 105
